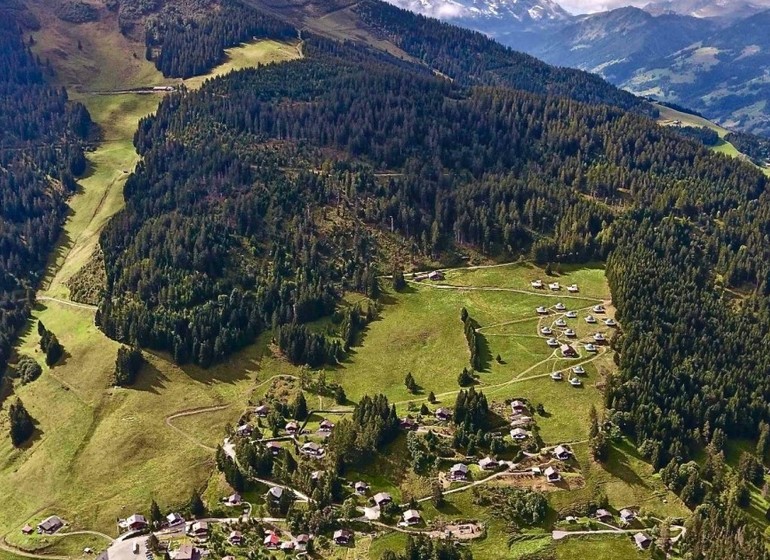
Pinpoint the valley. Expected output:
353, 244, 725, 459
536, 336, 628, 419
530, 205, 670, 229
2, 1, 770, 560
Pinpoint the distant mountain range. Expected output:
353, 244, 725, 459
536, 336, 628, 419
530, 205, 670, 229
385, 0, 770, 135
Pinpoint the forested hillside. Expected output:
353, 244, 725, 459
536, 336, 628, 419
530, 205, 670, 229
144, 0, 295, 78
0, 9, 90, 375
352, 0, 655, 116
92, 12, 770, 550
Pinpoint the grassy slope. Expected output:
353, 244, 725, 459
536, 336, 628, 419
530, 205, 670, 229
0, 7, 301, 547
656, 103, 770, 177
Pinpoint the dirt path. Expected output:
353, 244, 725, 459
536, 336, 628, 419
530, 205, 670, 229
165, 405, 232, 452
52, 530, 114, 542
0, 540, 70, 560
36, 296, 98, 311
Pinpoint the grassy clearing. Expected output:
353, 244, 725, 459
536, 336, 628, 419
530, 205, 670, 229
554, 534, 647, 559
325, 266, 608, 406
181, 40, 302, 90
655, 103, 770, 176
0, 298, 261, 538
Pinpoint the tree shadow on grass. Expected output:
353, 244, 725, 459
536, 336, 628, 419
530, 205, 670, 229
603, 444, 648, 489
129, 359, 172, 395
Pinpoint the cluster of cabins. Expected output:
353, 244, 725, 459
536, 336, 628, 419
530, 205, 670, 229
263, 531, 312, 551
530, 280, 579, 292
237, 406, 335, 460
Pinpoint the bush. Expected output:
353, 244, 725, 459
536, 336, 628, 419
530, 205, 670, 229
14, 355, 42, 385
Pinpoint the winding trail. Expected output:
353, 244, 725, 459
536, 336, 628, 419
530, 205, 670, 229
0, 540, 69, 560
165, 405, 232, 452
36, 296, 97, 311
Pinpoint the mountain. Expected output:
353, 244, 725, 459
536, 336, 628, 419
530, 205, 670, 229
393, 0, 770, 136
386, 0, 570, 30
644, 0, 770, 21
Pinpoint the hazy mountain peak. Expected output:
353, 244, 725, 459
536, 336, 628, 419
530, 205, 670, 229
384, 0, 571, 23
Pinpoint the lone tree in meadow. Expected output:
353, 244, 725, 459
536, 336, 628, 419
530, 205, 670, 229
38, 321, 64, 367
8, 398, 35, 447
405, 372, 418, 394
114, 345, 144, 386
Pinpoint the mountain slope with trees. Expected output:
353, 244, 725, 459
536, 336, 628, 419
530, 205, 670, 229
0, 3, 90, 383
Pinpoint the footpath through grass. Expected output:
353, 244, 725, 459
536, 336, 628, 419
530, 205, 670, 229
1, 18, 303, 545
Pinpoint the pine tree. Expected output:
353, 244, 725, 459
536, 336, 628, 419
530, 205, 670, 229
8, 398, 35, 447
150, 499, 163, 526
405, 372, 418, 394
189, 489, 205, 516
293, 391, 308, 420
392, 267, 406, 291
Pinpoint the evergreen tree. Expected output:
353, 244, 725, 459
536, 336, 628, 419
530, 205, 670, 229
293, 391, 308, 420
150, 500, 163, 526
189, 489, 205, 516
8, 399, 35, 447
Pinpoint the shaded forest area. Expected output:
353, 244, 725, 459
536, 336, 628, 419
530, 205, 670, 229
0, 12, 91, 377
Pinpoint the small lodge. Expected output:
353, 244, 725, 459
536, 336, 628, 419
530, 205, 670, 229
531, 280, 543, 288
38, 515, 64, 534
560, 343, 577, 358
593, 304, 606, 313
549, 282, 560, 291
428, 270, 445, 281
263, 532, 281, 549
285, 421, 299, 435
510, 400, 528, 414
355, 481, 369, 495
479, 457, 499, 470
604, 318, 617, 327
565, 310, 578, 318
235, 424, 252, 437
333, 529, 353, 545
449, 463, 469, 481
127, 514, 148, 531
266, 441, 281, 455
595, 509, 612, 521
21, 525, 34, 535
319, 419, 335, 432
593, 332, 606, 342
620, 509, 636, 524
536, 306, 548, 315
510, 427, 530, 440
585, 343, 598, 353
585, 315, 597, 324
570, 377, 582, 387
403, 510, 421, 525
511, 416, 533, 427
546, 337, 559, 347
634, 533, 652, 550
174, 544, 196, 560
267, 486, 284, 501
540, 326, 553, 335
225, 493, 241, 506
435, 408, 453, 421
555, 302, 566, 311
400, 416, 418, 430
373, 492, 393, 507
189, 521, 208, 538
567, 284, 579, 293
544, 466, 561, 483
550, 371, 563, 381
228, 531, 243, 545
531, 466, 542, 475
295, 534, 311, 545
166, 513, 184, 527
554, 318, 566, 327
572, 365, 585, 375
255, 405, 269, 417
564, 328, 576, 337
553, 445, 572, 461
280, 541, 295, 551
302, 442, 324, 457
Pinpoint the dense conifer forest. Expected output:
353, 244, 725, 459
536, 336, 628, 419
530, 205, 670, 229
144, 0, 295, 78
0, 12, 90, 381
